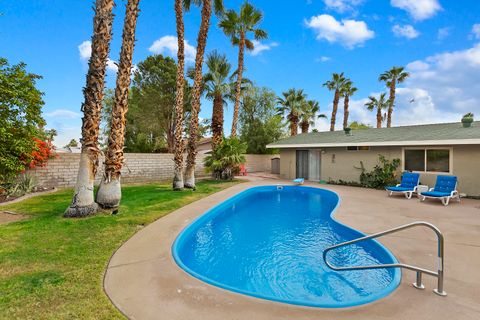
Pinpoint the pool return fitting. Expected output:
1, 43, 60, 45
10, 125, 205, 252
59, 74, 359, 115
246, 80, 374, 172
323, 221, 447, 296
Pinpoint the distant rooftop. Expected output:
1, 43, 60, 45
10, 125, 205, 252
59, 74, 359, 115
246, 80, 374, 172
267, 121, 480, 148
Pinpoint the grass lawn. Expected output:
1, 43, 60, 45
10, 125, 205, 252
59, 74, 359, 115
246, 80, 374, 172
0, 180, 240, 319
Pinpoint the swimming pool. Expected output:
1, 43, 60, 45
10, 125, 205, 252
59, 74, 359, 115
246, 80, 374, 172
172, 186, 401, 308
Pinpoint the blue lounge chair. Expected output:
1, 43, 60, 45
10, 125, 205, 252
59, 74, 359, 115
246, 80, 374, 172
420, 175, 460, 206
386, 172, 420, 199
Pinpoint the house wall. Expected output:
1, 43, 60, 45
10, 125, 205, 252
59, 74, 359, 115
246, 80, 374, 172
279, 145, 480, 196
320, 146, 402, 182
29, 153, 278, 188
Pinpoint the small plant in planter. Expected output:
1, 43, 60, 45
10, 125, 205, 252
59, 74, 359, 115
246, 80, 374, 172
461, 112, 474, 128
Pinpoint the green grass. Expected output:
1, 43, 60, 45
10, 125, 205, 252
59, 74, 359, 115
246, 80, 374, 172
0, 180, 240, 319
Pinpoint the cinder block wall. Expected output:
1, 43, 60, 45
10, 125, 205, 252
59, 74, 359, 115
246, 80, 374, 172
29, 153, 279, 188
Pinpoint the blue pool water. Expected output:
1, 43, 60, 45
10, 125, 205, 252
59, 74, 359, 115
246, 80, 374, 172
172, 186, 401, 308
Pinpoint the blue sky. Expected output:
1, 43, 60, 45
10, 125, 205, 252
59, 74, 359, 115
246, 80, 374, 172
1, 0, 480, 146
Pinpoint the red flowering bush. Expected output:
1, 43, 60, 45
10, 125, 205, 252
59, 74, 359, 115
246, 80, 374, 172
27, 138, 56, 169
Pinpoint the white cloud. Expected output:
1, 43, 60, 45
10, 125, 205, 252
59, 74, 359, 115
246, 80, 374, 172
316, 56, 331, 62
318, 43, 480, 130
306, 14, 374, 49
323, 0, 363, 13
392, 24, 420, 39
249, 40, 279, 56
404, 43, 480, 113
45, 109, 81, 119
437, 27, 451, 41
148, 35, 196, 62
78, 41, 91, 60
391, 0, 442, 21
471, 24, 480, 40
78, 40, 118, 73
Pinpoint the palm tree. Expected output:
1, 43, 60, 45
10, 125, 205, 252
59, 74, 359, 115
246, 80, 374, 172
96, 0, 140, 210
341, 80, 357, 129
203, 50, 232, 153
300, 100, 324, 133
323, 72, 347, 131
64, 0, 114, 218
365, 93, 389, 128
184, 0, 224, 189
277, 89, 306, 136
379, 66, 409, 128
172, 0, 187, 191
219, 1, 268, 138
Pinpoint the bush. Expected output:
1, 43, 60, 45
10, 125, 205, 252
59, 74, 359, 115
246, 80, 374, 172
359, 155, 400, 189
204, 138, 247, 180
5, 174, 37, 197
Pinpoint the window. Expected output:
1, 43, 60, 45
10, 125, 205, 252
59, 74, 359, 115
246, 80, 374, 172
346, 146, 370, 151
404, 148, 450, 173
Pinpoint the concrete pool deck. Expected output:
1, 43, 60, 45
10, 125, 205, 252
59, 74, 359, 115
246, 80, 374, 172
104, 179, 480, 320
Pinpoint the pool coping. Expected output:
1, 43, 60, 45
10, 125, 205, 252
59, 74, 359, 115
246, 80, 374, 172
104, 179, 480, 320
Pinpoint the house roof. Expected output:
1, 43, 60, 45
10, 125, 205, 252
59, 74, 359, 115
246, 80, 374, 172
267, 121, 480, 148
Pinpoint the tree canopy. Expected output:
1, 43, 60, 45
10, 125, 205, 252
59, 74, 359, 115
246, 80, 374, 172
123, 54, 191, 153
0, 58, 52, 182
239, 85, 284, 154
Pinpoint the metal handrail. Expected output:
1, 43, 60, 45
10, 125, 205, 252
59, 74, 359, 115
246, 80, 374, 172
322, 221, 447, 296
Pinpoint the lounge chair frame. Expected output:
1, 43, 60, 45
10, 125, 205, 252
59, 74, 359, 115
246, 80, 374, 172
388, 184, 419, 199
420, 183, 461, 206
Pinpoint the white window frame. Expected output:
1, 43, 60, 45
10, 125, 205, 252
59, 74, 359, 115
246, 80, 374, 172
402, 147, 453, 174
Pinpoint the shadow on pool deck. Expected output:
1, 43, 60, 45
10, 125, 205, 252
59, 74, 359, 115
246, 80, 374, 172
104, 180, 480, 320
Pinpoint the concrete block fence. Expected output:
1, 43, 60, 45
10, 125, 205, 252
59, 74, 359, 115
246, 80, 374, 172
28, 153, 279, 188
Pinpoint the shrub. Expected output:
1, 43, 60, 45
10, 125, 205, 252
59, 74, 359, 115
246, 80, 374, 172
204, 138, 247, 180
5, 174, 37, 197
359, 155, 400, 189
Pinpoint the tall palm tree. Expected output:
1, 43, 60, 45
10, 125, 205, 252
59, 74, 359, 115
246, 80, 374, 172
365, 93, 388, 129
96, 0, 140, 209
341, 80, 358, 129
184, 0, 224, 189
300, 100, 324, 133
172, 0, 186, 191
219, 1, 268, 138
379, 66, 409, 128
277, 89, 306, 136
203, 51, 232, 153
64, 0, 114, 218
323, 72, 347, 131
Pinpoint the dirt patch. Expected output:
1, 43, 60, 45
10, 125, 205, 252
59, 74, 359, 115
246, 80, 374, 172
0, 211, 27, 225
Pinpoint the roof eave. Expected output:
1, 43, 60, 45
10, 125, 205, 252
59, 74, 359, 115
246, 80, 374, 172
266, 139, 480, 149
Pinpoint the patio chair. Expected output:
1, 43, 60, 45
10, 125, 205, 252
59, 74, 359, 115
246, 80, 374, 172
386, 172, 420, 199
420, 175, 460, 206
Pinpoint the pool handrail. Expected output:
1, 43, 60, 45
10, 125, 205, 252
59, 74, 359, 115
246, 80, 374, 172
322, 221, 447, 296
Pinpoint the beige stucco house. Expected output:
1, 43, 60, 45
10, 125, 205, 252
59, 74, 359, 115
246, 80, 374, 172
267, 122, 480, 197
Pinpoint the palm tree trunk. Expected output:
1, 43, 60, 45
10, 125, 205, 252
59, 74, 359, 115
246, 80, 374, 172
290, 114, 298, 136
65, 0, 114, 218
330, 89, 340, 131
184, 0, 212, 189
300, 121, 309, 133
211, 94, 224, 153
343, 95, 349, 129
387, 80, 396, 128
376, 107, 382, 128
96, 0, 140, 209
230, 31, 245, 138
172, 0, 186, 190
